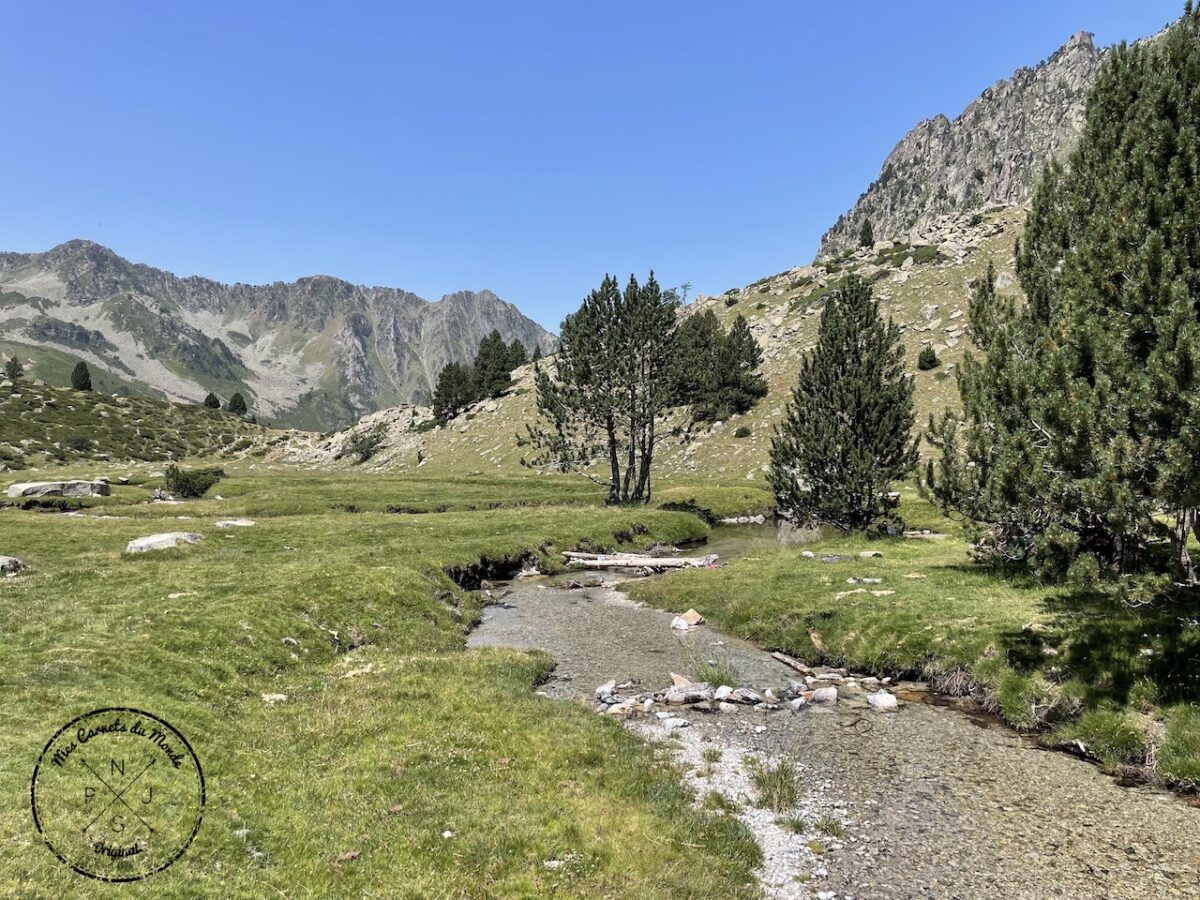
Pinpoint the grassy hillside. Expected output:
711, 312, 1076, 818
293, 207, 1023, 491
0, 471, 760, 896
0, 380, 290, 471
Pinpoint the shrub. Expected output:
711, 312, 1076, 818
733, 426, 752, 439
338, 425, 387, 463
164, 464, 225, 498
62, 434, 91, 452
917, 346, 940, 370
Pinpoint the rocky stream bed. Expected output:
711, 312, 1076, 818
468, 528, 1200, 899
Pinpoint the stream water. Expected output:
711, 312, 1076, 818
469, 526, 1200, 899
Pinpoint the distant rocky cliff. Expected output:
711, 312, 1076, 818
0, 240, 554, 429
818, 32, 1105, 257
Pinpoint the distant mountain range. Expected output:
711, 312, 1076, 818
0, 240, 554, 429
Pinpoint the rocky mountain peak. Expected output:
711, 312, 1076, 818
817, 30, 1105, 258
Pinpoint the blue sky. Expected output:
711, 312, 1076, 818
1, 1, 1181, 330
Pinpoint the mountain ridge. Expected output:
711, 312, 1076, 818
817, 30, 1105, 257
0, 239, 555, 429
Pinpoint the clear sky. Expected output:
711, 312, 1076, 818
1, 1, 1182, 330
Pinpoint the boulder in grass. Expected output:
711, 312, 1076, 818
6, 480, 111, 499
215, 519, 256, 528
125, 533, 205, 554
0, 556, 25, 575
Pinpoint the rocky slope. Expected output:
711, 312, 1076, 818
279, 207, 1024, 488
0, 241, 555, 429
818, 32, 1104, 257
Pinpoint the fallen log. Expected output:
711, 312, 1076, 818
563, 551, 718, 570
771, 651, 814, 675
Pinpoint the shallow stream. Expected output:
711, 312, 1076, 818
469, 526, 1200, 899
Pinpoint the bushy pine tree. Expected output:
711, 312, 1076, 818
769, 276, 917, 531
859, 219, 875, 248
432, 362, 476, 423
71, 361, 92, 392
917, 346, 940, 370
525, 272, 676, 504
506, 339, 528, 370
926, 8, 1200, 586
474, 330, 513, 399
227, 392, 248, 416
203, 392, 221, 409
672, 311, 767, 421
4, 356, 22, 381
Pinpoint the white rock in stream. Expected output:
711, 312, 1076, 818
811, 686, 838, 703
661, 717, 691, 730
867, 690, 899, 711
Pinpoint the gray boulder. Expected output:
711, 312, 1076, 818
0, 556, 25, 574
6, 480, 111, 498
125, 533, 204, 554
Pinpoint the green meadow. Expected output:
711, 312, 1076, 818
0, 471, 759, 898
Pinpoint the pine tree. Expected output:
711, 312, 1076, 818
926, 8, 1200, 585
432, 362, 476, 423
769, 276, 917, 531
917, 346, 940, 370
4, 356, 21, 381
507, 339, 528, 370
716, 314, 768, 415
671, 309, 722, 409
227, 392, 248, 416
474, 330, 513, 399
71, 361, 92, 392
525, 272, 677, 503
203, 392, 221, 409
672, 311, 767, 421
531, 346, 543, 363
859, 219, 875, 248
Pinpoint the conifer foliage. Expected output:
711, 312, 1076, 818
925, 8, 1200, 586
769, 276, 917, 531
525, 273, 676, 504
430, 331, 532, 423
673, 310, 768, 421
227, 392, 248, 416
71, 361, 92, 392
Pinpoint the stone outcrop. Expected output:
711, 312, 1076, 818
5, 480, 111, 498
819, 32, 1105, 257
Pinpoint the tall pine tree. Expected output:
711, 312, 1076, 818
769, 276, 916, 531
474, 330, 513, 399
525, 272, 676, 504
432, 362, 476, 423
71, 361, 92, 392
926, 7, 1200, 585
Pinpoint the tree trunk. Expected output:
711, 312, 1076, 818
1175, 507, 1198, 585
605, 415, 621, 505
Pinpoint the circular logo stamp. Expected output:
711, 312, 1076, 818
30, 708, 205, 882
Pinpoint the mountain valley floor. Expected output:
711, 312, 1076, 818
0, 466, 1196, 897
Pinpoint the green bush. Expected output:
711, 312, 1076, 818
917, 346, 940, 370
164, 464, 225, 498
62, 434, 92, 452
734, 426, 752, 438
